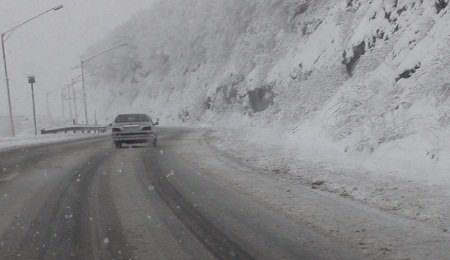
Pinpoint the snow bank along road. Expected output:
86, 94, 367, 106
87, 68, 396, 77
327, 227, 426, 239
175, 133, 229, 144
0, 127, 447, 259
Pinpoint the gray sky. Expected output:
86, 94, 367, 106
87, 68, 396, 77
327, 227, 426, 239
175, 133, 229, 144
0, 0, 154, 120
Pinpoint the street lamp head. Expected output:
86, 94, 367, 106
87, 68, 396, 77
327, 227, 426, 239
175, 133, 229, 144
53, 4, 64, 11
28, 76, 36, 84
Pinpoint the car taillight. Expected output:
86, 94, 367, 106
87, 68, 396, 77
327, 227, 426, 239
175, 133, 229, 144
112, 128, 121, 132
142, 126, 152, 131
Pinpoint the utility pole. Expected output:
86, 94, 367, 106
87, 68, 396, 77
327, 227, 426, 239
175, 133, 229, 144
71, 79, 78, 124
28, 76, 37, 135
67, 85, 72, 122
61, 89, 65, 119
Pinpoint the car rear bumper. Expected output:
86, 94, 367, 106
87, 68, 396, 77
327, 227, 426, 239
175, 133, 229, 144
112, 132, 156, 143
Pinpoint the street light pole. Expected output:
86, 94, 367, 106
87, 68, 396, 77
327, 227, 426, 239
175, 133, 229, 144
1, 33, 15, 137
1, 4, 63, 137
79, 42, 126, 125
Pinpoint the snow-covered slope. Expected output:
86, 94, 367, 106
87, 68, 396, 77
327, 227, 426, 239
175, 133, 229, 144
86, 0, 450, 155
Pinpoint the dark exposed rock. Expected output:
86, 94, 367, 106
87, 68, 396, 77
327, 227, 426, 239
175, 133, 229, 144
397, 5, 408, 15
395, 63, 421, 82
248, 85, 275, 112
435, 0, 449, 13
342, 41, 366, 77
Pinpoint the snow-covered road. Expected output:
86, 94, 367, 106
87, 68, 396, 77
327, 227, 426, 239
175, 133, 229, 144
0, 128, 361, 259
1, 126, 449, 259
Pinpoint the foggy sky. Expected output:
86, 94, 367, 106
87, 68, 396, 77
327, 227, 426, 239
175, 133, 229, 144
0, 0, 155, 120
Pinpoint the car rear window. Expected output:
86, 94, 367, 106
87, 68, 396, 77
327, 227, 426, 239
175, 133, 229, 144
114, 114, 150, 123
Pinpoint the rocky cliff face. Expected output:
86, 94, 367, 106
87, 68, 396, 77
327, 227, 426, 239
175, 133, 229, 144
87, 0, 450, 152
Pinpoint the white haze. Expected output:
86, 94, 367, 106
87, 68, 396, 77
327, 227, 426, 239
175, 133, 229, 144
0, 0, 155, 123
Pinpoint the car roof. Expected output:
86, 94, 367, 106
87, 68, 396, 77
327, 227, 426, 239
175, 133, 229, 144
116, 113, 148, 117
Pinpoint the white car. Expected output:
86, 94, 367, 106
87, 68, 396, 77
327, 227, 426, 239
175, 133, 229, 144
111, 113, 158, 148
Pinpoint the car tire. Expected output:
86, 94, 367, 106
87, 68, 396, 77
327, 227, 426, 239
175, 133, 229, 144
115, 142, 122, 149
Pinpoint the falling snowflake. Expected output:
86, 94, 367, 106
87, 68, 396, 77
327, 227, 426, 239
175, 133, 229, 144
103, 238, 109, 244
166, 170, 175, 178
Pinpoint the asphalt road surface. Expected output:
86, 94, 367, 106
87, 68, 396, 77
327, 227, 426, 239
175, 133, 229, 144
0, 127, 364, 259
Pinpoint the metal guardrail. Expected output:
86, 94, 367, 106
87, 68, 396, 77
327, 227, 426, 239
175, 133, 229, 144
41, 125, 107, 135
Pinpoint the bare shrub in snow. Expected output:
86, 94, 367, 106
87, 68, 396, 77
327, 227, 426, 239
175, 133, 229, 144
323, 78, 420, 153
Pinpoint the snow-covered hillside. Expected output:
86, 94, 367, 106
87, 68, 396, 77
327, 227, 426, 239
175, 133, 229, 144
86, 0, 450, 156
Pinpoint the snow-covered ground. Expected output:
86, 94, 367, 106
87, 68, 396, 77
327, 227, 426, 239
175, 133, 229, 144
207, 125, 450, 232
76, 0, 450, 174
0, 132, 107, 152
